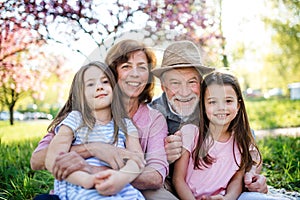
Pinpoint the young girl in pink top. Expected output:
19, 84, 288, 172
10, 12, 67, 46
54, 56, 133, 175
173, 72, 262, 200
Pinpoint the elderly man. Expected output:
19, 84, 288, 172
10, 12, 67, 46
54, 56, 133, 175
149, 40, 268, 198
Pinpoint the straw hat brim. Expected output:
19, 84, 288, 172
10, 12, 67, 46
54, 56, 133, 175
152, 64, 215, 77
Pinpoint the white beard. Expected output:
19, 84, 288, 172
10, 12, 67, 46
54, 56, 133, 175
168, 94, 199, 117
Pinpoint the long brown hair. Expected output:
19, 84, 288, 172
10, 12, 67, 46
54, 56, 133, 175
47, 61, 128, 143
193, 72, 262, 171
105, 39, 156, 104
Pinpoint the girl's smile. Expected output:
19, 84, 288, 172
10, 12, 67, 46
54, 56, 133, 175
205, 84, 239, 128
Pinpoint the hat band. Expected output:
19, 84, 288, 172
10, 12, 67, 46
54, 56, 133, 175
168, 62, 193, 66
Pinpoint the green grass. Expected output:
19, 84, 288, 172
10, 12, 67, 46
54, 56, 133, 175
246, 99, 300, 130
0, 120, 49, 143
0, 99, 299, 199
257, 136, 299, 191
0, 140, 54, 199
0, 121, 53, 200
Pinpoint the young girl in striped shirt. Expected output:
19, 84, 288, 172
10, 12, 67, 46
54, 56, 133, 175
45, 61, 145, 200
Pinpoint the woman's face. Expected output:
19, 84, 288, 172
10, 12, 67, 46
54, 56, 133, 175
116, 50, 149, 99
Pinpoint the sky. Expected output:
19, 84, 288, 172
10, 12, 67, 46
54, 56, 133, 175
54, 0, 271, 75
222, 0, 270, 70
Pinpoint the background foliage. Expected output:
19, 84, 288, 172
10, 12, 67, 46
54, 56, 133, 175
1, 0, 299, 125
246, 99, 300, 129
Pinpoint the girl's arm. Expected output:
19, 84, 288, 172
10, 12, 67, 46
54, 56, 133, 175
223, 169, 244, 200
113, 131, 144, 183
45, 125, 95, 189
94, 131, 145, 196
123, 130, 145, 171
173, 149, 196, 200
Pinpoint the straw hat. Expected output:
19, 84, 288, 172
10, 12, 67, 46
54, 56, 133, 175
152, 40, 214, 77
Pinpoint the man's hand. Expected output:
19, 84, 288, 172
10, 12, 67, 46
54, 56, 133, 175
164, 130, 182, 164
53, 151, 91, 180
244, 171, 268, 193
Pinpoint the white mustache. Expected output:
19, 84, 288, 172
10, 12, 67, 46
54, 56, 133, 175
172, 93, 199, 102
168, 93, 199, 117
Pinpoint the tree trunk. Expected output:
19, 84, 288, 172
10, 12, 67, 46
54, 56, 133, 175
9, 104, 15, 126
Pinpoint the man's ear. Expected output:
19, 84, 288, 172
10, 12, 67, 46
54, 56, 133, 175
161, 84, 166, 92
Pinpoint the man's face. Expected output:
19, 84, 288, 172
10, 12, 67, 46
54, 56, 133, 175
161, 67, 201, 117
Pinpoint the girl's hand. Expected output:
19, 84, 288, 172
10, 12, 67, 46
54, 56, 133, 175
94, 169, 129, 196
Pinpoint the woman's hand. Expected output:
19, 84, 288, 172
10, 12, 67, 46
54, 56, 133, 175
77, 143, 145, 170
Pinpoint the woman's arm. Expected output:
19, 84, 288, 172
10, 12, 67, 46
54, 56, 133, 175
31, 133, 144, 180
31, 148, 48, 170
132, 111, 169, 190
45, 125, 94, 189
30, 132, 55, 170
173, 149, 195, 200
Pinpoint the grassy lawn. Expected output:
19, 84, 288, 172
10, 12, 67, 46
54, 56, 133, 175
0, 99, 299, 199
245, 99, 300, 129
0, 121, 53, 200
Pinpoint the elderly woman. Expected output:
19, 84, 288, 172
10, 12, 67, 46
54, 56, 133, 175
31, 39, 177, 200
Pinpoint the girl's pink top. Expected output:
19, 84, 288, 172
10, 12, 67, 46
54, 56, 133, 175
181, 124, 241, 198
